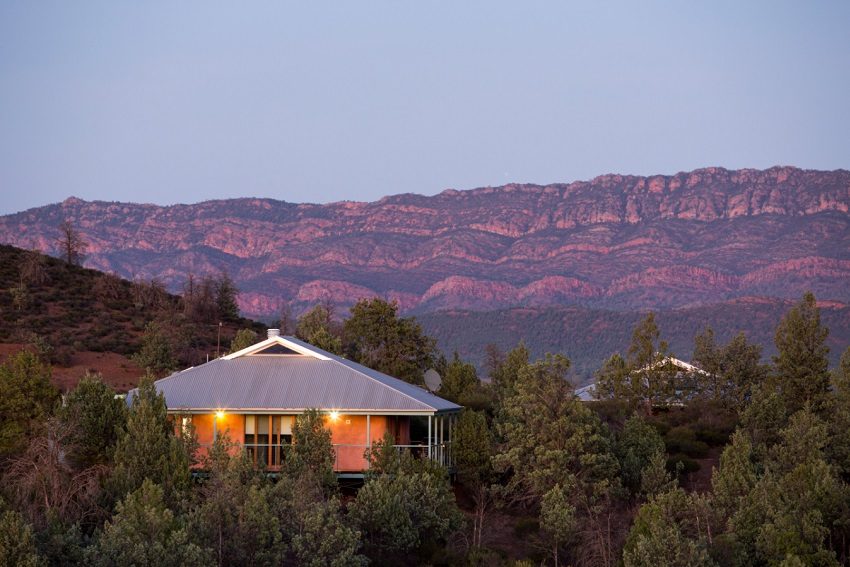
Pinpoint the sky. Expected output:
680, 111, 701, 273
1, 1, 849, 215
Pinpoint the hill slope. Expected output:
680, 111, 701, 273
0, 166, 848, 317
418, 298, 850, 383
0, 245, 264, 391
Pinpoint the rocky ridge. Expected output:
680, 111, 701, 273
0, 166, 848, 316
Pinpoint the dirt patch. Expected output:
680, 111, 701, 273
0, 343, 144, 393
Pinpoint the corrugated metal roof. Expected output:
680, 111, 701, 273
140, 336, 460, 414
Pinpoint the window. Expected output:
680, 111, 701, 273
244, 415, 294, 468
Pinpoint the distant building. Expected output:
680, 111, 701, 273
577, 356, 708, 403
132, 330, 460, 476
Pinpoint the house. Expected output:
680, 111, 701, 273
578, 356, 708, 402
142, 329, 461, 475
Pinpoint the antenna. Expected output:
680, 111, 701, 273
423, 369, 442, 393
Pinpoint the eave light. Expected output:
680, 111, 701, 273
216, 410, 225, 420
328, 411, 339, 421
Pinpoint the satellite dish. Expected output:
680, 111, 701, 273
423, 369, 442, 392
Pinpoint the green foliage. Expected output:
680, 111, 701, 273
287, 409, 337, 495
438, 351, 479, 404
349, 459, 463, 564
228, 328, 259, 354
132, 321, 177, 375
664, 427, 710, 458
296, 303, 343, 354
596, 313, 684, 410
489, 341, 530, 406
772, 292, 832, 415
58, 372, 127, 468
692, 328, 767, 408
454, 409, 493, 487
87, 480, 211, 567
110, 377, 192, 504
343, 297, 437, 384
192, 434, 283, 567
495, 353, 620, 507
0, 349, 59, 457
539, 484, 576, 567
214, 270, 240, 321
623, 488, 716, 567
291, 498, 367, 567
616, 414, 666, 494
0, 508, 44, 567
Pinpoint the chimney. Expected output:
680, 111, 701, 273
267, 328, 281, 339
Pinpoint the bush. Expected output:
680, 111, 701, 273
664, 426, 709, 458
692, 422, 731, 446
666, 454, 700, 474
513, 516, 539, 538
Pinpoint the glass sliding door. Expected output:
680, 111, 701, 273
244, 414, 293, 469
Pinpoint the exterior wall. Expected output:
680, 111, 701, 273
182, 412, 415, 473
190, 413, 245, 463
325, 414, 390, 471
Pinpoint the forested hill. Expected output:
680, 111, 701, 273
419, 298, 850, 383
0, 244, 264, 391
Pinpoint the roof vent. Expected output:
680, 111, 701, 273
267, 328, 281, 338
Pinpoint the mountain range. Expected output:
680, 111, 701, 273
1, 166, 848, 378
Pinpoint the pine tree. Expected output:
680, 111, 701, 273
88, 480, 211, 567
215, 270, 240, 321
110, 377, 192, 504
772, 292, 831, 415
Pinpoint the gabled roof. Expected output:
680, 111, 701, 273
145, 335, 460, 414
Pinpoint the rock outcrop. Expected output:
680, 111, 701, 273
1, 166, 848, 316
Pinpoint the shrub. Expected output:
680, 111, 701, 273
513, 516, 540, 538
666, 454, 700, 474
664, 426, 709, 458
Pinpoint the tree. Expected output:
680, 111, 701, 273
540, 484, 577, 567
772, 292, 831, 415
0, 508, 43, 567
19, 248, 49, 286
57, 219, 87, 266
110, 377, 192, 504
192, 433, 283, 567
87, 479, 211, 567
349, 458, 462, 564
622, 489, 716, 567
58, 372, 127, 468
438, 352, 479, 404
692, 328, 767, 408
287, 409, 337, 496
132, 321, 177, 376
228, 328, 259, 354
343, 297, 437, 385
494, 353, 621, 565
453, 409, 494, 548
3, 419, 106, 530
596, 314, 678, 411
616, 414, 666, 495
828, 347, 850, 477
490, 341, 530, 406
296, 303, 343, 354
214, 270, 240, 321
291, 499, 367, 567
0, 350, 60, 457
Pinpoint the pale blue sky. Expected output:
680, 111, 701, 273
1, 1, 848, 215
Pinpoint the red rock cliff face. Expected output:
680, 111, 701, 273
1, 166, 848, 316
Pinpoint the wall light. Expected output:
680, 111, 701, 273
328, 411, 339, 421
216, 410, 225, 420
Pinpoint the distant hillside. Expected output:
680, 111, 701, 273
0, 166, 847, 317
418, 298, 850, 384
0, 244, 264, 391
